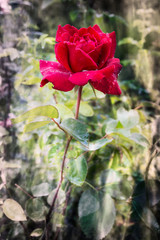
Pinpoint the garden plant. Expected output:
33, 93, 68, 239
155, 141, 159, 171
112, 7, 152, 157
0, 1, 160, 240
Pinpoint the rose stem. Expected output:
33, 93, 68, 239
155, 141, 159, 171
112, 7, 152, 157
75, 86, 82, 119
42, 86, 83, 240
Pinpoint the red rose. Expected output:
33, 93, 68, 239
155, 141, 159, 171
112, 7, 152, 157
40, 24, 122, 95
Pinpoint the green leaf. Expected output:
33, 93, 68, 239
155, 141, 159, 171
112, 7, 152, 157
105, 184, 126, 201
24, 121, 50, 133
105, 119, 118, 134
52, 212, 65, 231
147, 180, 160, 207
56, 104, 74, 121
22, 76, 41, 85
132, 183, 160, 232
82, 84, 105, 100
47, 188, 66, 206
0, 48, 20, 61
117, 107, 139, 129
30, 228, 43, 237
79, 102, 94, 117
25, 198, 46, 222
78, 190, 100, 218
44, 37, 55, 45
130, 133, 149, 147
114, 128, 131, 137
60, 118, 89, 146
69, 10, 78, 22
48, 145, 57, 160
31, 182, 50, 197
120, 145, 133, 162
142, 208, 160, 232
78, 191, 115, 239
65, 156, 88, 186
12, 105, 58, 124
108, 150, 121, 169
105, 13, 128, 26
100, 169, 121, 186
3, 199, 27, 222
118, 37, 139, 47
2, 160, 21, 169
83, 138, 113, 151
100, 170, 125, 200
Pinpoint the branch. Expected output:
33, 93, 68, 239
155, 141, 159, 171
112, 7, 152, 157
41, 86, 83, 240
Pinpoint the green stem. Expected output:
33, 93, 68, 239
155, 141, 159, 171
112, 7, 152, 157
42, 86, 83, 239
84, 181, 98, 192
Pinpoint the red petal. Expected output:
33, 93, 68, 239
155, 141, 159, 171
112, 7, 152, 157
55, 42, 72, 72
90, 65, 121, 95
67, 44, 98, 72
39, 60, 75, 92
91, 77, 121, 95
92, 24, 103, 33
108, 31, 116, 58
69, 70, 103, 86
89, 41, 112, 69
88, 26, 101, 42
56, 24, 78, 42
39, 60, 67, 75
106, 58, 122, 74
78, 28, 88, 36
69, 72, 90, 86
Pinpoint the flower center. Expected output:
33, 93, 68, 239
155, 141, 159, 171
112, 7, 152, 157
70, 32, 98, 53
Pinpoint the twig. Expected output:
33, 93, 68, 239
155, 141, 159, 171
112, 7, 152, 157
52, 118, 67, 134
145, 147, 159, 207
121, 210, 131, 240
41, 86, 83, 240
84, 181, 98, 191
54, 186, 72, 240
54, 227, 61, 240
62, 186, 72, 215
15, 184, 34, 199
145, 141, 159, 188
53, 94, 58, 104
87, 151, 95, 163
134, 105, 143, 110
20, 221, 30, 240
45, 136, 72, 224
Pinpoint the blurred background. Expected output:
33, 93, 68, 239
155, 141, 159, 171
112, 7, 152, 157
0, 0, 160, 239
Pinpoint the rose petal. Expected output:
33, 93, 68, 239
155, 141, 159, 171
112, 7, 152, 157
56, 24, 78, 42
69, 61, 122, 95
105, 58, 122, 74
78, 28, 88, 36
92, 24, 103, 33
39, 60, 66, 75
90, 65, 121, 95
89, 41, 112, 69
40, 60, 75, 92
67, 44, 98, 72
109, 58, 122, 72
91, 77, 121, 95
108, 31, 116, 58
69, 70, 103, 86
55, 42, 72, 72
69, 63, 121, 94
88, 26, 101, 42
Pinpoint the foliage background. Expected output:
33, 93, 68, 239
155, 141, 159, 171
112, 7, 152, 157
0, 0, 160, 239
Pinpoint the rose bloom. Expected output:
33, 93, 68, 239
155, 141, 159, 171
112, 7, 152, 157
40, 24, 122, 95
